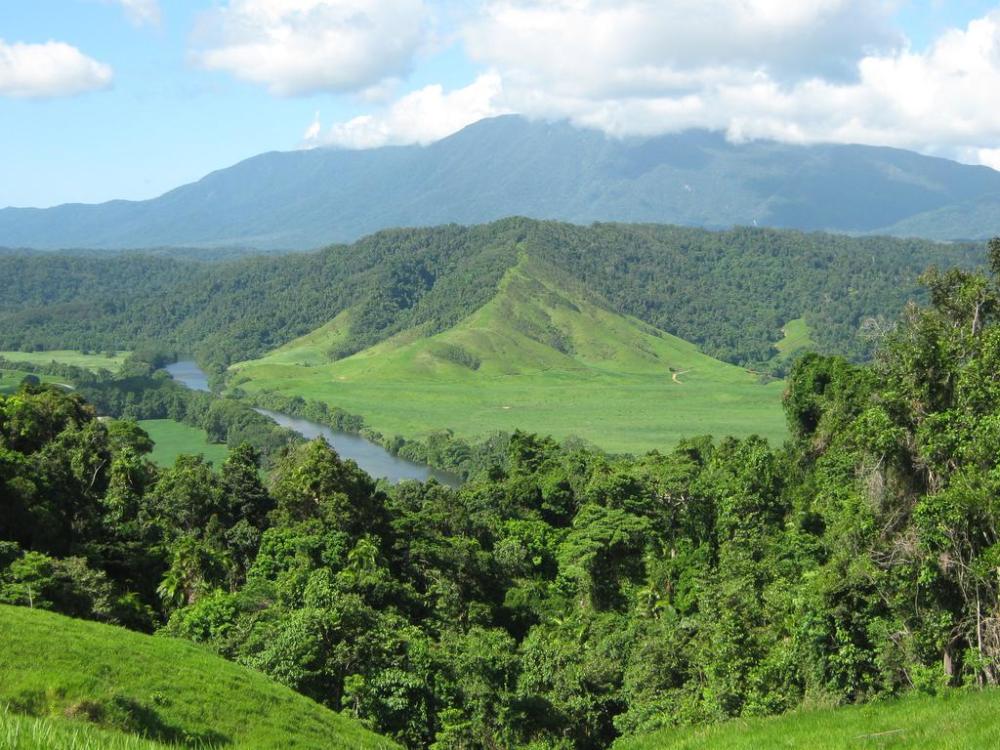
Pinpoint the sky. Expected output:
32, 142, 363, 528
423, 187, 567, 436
3, 1, 1000, 208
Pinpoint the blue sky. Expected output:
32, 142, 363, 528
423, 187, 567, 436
3, 1, 1000, 208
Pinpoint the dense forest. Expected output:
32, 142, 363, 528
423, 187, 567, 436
0, 220, 980, 369
3, 242, 1000, 748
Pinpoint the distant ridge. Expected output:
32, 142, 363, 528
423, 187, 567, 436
2, 115, 1000, 249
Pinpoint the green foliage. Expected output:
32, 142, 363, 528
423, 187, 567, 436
0, 220, 977, 370
5, 239, 1000, 749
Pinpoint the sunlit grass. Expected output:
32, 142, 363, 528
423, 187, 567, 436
0, 605, 399, 750
137, 419, 229, 467
231, 258, 788, 453
614, 690, 1000, 750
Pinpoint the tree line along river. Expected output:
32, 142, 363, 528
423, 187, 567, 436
164, 361, 461, 487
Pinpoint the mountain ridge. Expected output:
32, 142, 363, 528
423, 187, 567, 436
3, 116, 1000, 249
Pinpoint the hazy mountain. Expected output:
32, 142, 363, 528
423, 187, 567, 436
3, 116, 1000, 250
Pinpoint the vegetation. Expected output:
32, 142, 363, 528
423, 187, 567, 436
0, 220, 979, 370
138, 419, 229, 468
1, 709, 166, 750
4, 239, 1000, 749
232, 255, 788, 452
71, 354, 297, 466
0, 369, 60, 395
0, 350, 127, 373
0, 606, 397, 749
614, 689, 1000, 750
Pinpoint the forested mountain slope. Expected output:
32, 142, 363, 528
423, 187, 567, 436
0, 219, 980, 368
3, 116, 1000, 249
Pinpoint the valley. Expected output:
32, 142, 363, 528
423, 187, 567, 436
230, 256, 788, 451
8, 5, 1000, 747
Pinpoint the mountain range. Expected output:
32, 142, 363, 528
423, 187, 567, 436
3, 116, 1000, 250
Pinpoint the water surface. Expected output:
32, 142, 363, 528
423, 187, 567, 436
166, 360, 460, 486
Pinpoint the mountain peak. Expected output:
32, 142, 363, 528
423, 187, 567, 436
2, 117, 999, 250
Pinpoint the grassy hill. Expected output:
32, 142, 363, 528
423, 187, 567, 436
613, 690, 1000, 749
0, 605, 398, 750
230, 256, 788, 452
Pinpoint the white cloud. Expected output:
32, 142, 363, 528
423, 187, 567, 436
194, 0, 430, 96
308, 72, 506, 148
298, 2, 1000, 170
108, 0, 161, 26
0, 39, 113, 99
463, 0, 902, 97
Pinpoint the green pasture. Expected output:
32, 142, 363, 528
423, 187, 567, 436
0, 350, 128, 373
231, 257, 789, 453
137, 419, 229, 467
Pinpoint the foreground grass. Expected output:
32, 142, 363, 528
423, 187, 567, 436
0, 350, 127, 373
614, 690, 1000, 750
0, 709, 168, 750
0, 605, 398, 750
138, 419, 229, 467
232, 257, 788, 453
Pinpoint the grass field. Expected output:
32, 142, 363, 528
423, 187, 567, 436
0, 350, 128, 373
137, 419, 229, 467
1, 709, 168, 750
0, 605, 398, 750
231, 257, 789, 453
614, 689, 1000, 750
0, 369, 63, 395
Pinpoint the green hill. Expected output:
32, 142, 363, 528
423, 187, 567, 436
614, 689, 1000, 750
0, 220, 979, 370
0, 605, 398, 750
230, 255, 788, 452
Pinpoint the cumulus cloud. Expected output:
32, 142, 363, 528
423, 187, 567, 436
464, 0, 902, 95
307, 72, 506, 148
194, 0, 430, 96
0, 39, 113, 99
300, 2, 1000, 169
107, 0, 161, 26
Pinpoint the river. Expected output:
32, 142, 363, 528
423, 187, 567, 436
164, 360, 461, 487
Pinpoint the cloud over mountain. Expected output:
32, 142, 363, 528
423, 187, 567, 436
193, 0, 429, 96
313, 1, 1000, 169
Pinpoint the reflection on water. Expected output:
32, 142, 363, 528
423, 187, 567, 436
164, 360, 210, 392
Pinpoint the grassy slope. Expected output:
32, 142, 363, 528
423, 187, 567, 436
614, 690, 1000, 750
231, 257, 787, 452
0, 350, 127, 373
1, 709, 167, 750
0, 605, 398, 750
137, 419, 229, 468
775, 318, 815, 356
